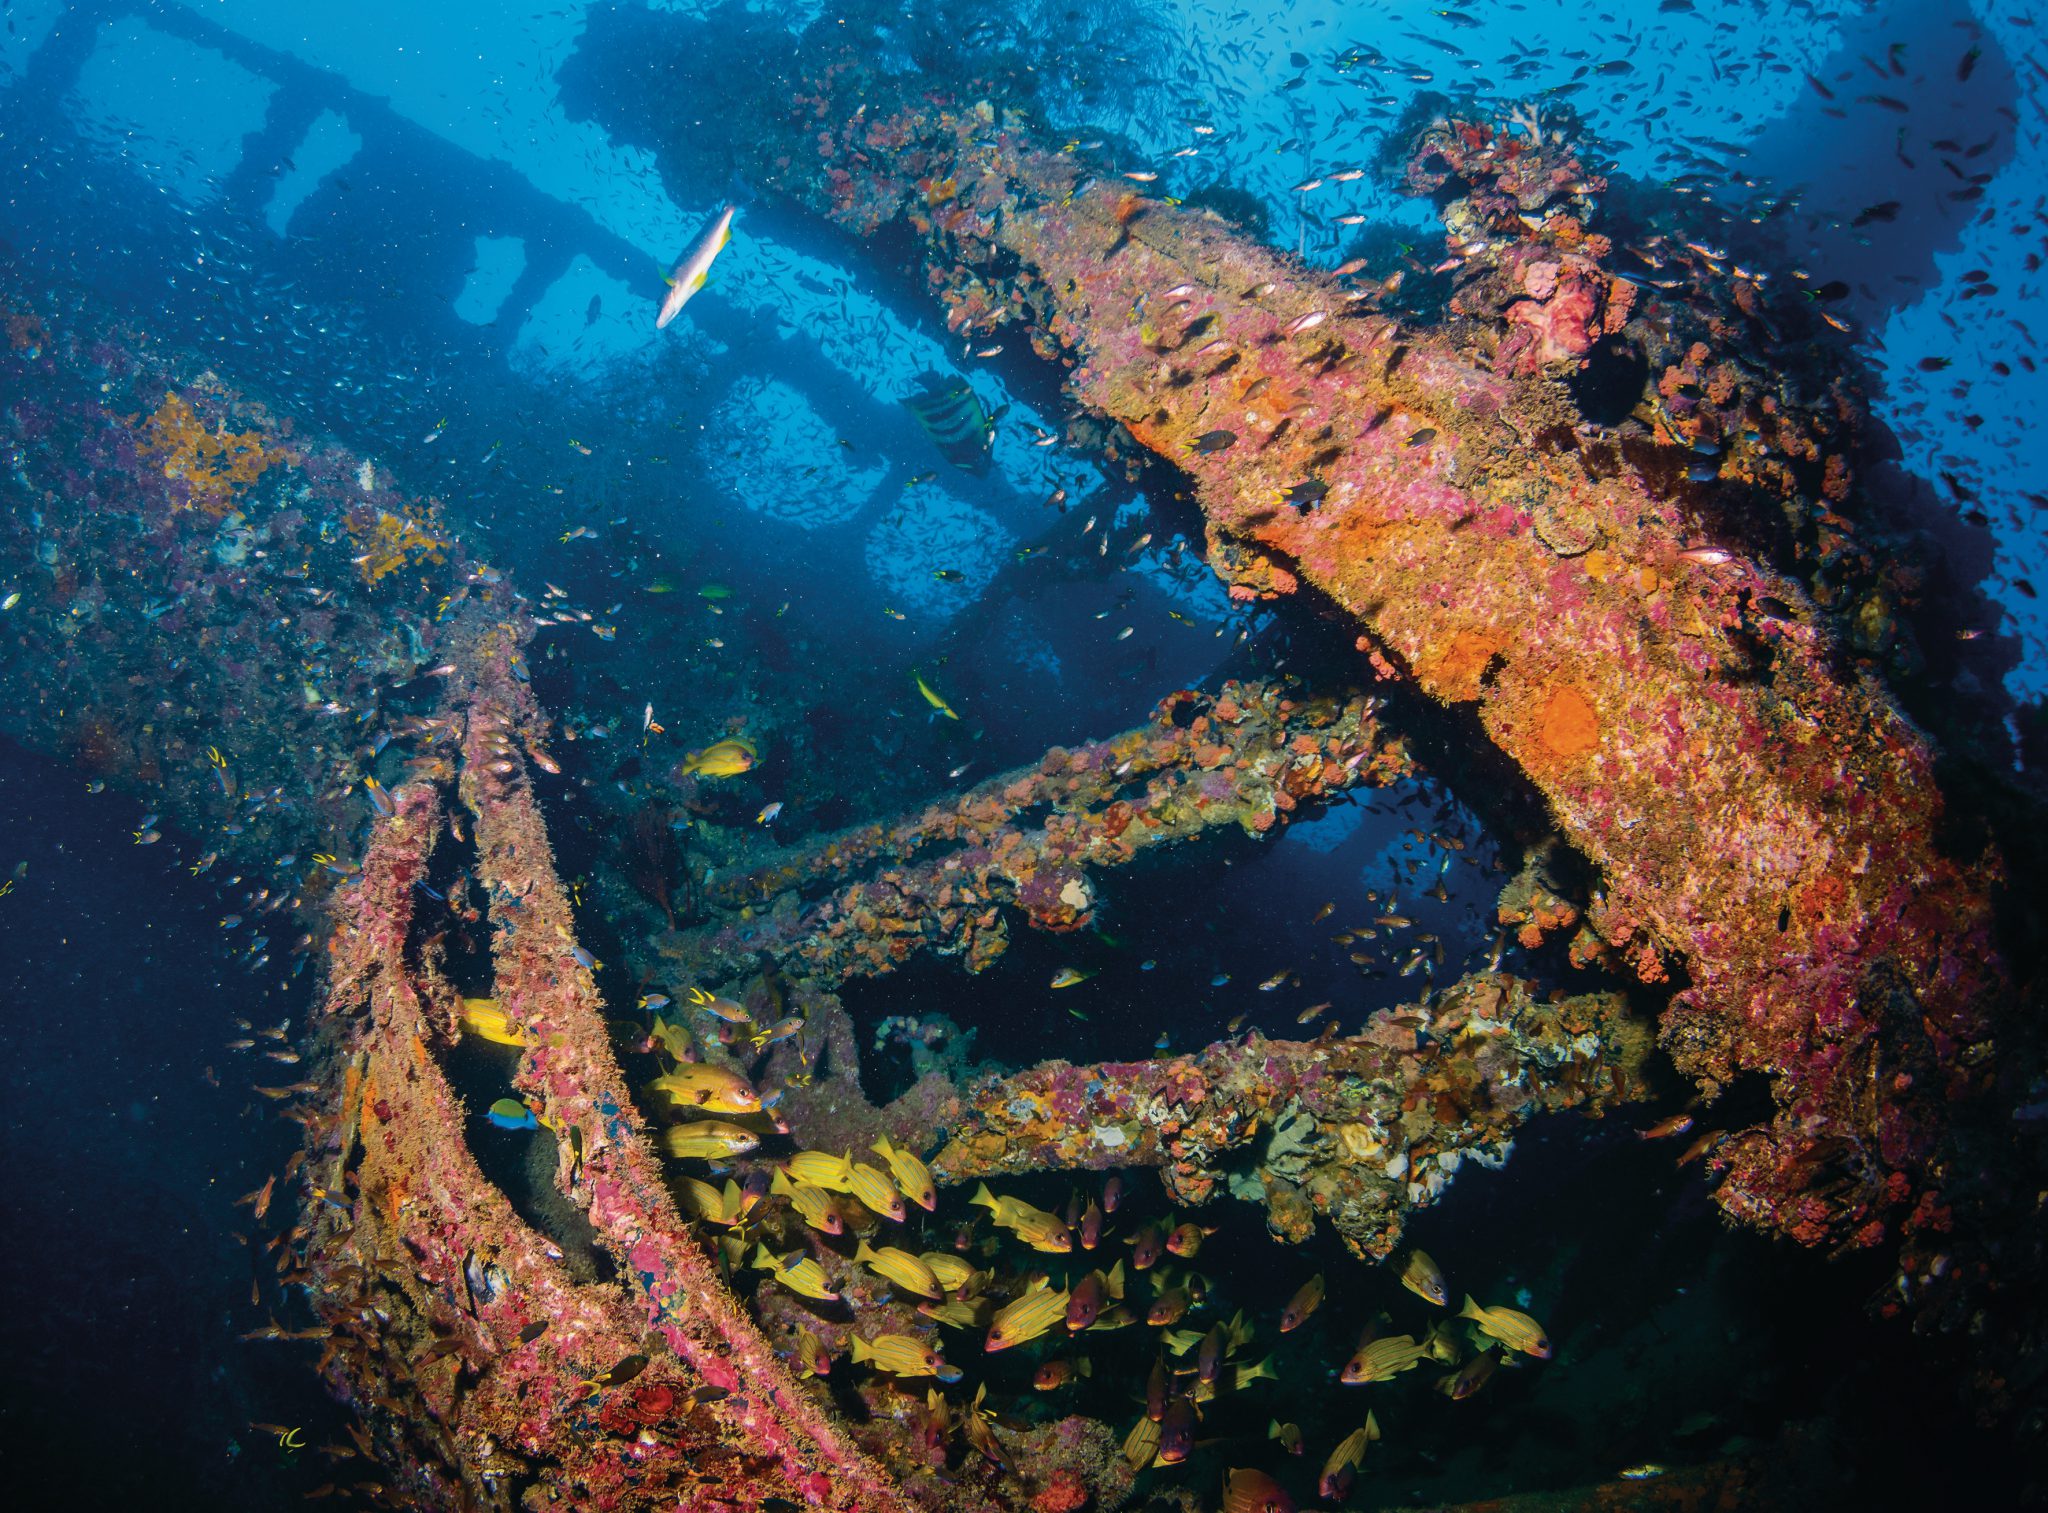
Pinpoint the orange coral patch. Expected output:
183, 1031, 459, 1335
1536, 685, 1600, 757
1424, 630, 1505, 703
348, 504, 448, 585
138, 391, 278, 515
1125, 415, 1171, 458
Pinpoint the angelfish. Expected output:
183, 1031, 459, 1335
656, 205, 736, 330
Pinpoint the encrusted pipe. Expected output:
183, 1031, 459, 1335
931, 972, 1650, 1258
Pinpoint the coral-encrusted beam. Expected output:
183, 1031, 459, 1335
308, 785, 768, 1508
695, 680, 1407, 982
931, 972, 1650, 1259
453, 626, 917, 1512
751, 79, 2004, 1254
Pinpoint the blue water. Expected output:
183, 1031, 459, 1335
0, 0, 2040, 1505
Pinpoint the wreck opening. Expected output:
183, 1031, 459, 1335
1567, 332, 1651, 428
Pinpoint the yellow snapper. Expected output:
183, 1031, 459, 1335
1222, 1468, 1290, 1513
1400, 1248, 1448, 1306
919, 1252, 981, 1295
986, 1282, 1071, 1351
847, 1160, 907, 1222
661, 1120, 760, 1160
870, 1134, 938, 1211
1032, 1357, 1092, 1390
1339, 1332, 1428, 1384
769, 1169, 845, 1235
971, 1183, 1074, 1252
794, 1328, 832, 1378
1231, 1354, 1276, 1390
651, 1064, 761, 1115
750, 1243, 839, 1301
1122, 1415, 1162, 1470
784, 1149, 857, 1193
1318, 1413, 1380, 1500
1436, 1345, 1499, 1399
677, 1176, 736, 1225
1146, 1285, 1192, 1327
917, 1297, 994, 1330
1459, 1296, 1552, 1358
855, 1240, 942, 1300
1423, 1320, 1463, 1364
1279, 1272, 1324, 1332
850, 1332, 946, 1378
649, 1014, 693, 1061
963, 1387, 1010, 1468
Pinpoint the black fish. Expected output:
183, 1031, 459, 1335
902, 373, 994, 475
1189, 429, 1237, 454
590, 1352, 649, 1387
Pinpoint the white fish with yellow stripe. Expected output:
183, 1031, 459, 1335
656, 205, 736, 330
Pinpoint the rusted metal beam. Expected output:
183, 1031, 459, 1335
689, 680, 1407, 982
931, 972, 1650, 1260
721, 66, 2006, 1260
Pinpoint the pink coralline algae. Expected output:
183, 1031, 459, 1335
1501, 263, 1601, 373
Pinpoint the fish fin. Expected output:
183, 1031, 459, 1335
971, 1182, 996, 1210
769, 1167, 793, 1196
850, 1336, 872, 1363
1458, 1294, 1483, 1322
1106, 1260, 1126, 1299
855, 1240, 876, 1263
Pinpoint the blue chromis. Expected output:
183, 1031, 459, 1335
487, 1097, 538, 1131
